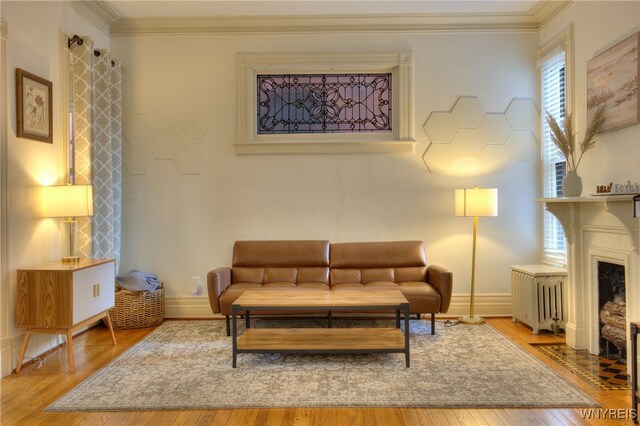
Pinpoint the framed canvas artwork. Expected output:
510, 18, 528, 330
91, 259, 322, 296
587, 32, 640, 133
16, 68, 53, 143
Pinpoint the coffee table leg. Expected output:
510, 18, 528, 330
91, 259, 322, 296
404, 304, 410, 368
246, 310, 251, 329
232, 306, 238, 368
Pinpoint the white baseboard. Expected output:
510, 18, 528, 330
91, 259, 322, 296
446, 293, 512, 317
164, 293, 512, 318
1, 333, 63, 378
165, 296, 218, 318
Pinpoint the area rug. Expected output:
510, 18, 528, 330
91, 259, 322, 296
533, 344, 630, 390
47, 319, 598, 411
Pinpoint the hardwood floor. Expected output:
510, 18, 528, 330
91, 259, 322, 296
1, 318, 635, 425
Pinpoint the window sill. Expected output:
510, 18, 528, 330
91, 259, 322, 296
234, 141, 416, 155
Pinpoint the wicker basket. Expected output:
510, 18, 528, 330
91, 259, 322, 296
110, 284, 165, 329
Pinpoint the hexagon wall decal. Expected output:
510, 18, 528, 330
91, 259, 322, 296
421, 96, 539, 176
151, 128, 180, 159
121, 112, 210, 176
478, 113, 511, 145
123, 141, 154, 175
177, 113, 208, 144
123, 113, 156, 144
477, 145, 510, 175
422, 143, 457, 175
450, 129, 484, 158
423, 112, 458, 143
173, 144, 209, 175
504, 130, 538, 161
505, 99, 539, 133
452, 97, 485, 128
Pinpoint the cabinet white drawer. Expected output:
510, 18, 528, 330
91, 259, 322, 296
73, 262, 115, 323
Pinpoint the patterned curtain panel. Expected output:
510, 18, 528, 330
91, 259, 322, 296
69, 37, 122, 271
70, 37, 93, 259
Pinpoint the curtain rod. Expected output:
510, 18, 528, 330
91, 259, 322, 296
68, 35, 115, 67
93, 50, 116, 67
67, 34, 83, 48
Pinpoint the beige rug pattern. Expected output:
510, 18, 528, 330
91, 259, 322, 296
47, 319, 598, 411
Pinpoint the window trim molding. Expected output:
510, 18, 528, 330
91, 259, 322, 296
538, 24, 574, 118
538, 24, 574, 266
235, 51, 415, 155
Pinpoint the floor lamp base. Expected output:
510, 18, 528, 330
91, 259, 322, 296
459, 315, 486, 325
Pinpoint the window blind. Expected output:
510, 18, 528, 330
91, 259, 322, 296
541, 49, 567, 265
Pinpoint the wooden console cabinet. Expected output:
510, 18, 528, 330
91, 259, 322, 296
15, 258, 117, 373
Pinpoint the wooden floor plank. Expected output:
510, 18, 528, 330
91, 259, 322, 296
1, 317, 636, 426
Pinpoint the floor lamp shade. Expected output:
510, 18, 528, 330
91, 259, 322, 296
41, 184, 93, 262
455, 187, 498, 325
455, 188, 498, 218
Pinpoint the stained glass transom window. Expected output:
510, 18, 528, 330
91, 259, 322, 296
257, 73, 392, 134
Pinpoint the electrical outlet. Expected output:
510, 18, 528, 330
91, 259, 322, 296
191, 276, 201, 295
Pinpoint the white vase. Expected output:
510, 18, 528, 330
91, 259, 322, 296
562, 170, 582, 197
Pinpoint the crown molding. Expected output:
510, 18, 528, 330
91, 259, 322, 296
65, 0, 572, 36
67, 0, 119, 36
109, 11, 555, 37
538, 1, 574, 31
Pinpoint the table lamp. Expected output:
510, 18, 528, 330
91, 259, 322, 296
455, 187, 498, 325
41, 184, 93, 263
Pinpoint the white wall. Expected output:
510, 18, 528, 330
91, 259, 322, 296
540, 1, 640, 190
0, 0, 109, 377
110, 30, 541, 312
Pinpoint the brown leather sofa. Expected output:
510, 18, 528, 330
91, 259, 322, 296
207, 240, 452, 335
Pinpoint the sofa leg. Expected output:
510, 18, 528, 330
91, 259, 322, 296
431, 313, 435, 335
225, 315, 230, 336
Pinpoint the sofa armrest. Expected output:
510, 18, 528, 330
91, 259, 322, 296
207, 267, 231, 314
427, 265, 453, 313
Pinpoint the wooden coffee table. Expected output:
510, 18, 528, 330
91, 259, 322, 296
231, 289, 411, 368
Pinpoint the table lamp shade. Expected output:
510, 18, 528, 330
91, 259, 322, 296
41, 184, 93, 218
455, 188, 498, 217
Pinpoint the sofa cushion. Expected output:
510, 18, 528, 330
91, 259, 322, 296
398, 282, 441, 313
331, 282, 364, 290
298, 267, 329, 284
395, 266, 427, 282
330, 269, 361, 285
264, 267, 297, 284
361, 268, 394, 283
232, 267, 264, 284
330, 241, 426, 269
363, 281, 398, 288
233, 240, 330, 267
298, 282, 330, 290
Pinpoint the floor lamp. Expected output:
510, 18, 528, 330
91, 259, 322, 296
455, 187, 498, 325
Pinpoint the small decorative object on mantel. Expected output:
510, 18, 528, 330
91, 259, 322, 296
545, 105, 605, 197
634, 195, 640, 218
594, 181, 640, 195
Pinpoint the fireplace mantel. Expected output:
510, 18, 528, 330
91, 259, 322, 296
536, 195, 639, 361
538, 195, 638, 253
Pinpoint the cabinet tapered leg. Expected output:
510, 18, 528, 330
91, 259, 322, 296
66, 330, 75, 373
15, 330, 32, 373
104, 312, 117, 345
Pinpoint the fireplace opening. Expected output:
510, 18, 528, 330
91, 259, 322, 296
598, 261, 626, 361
